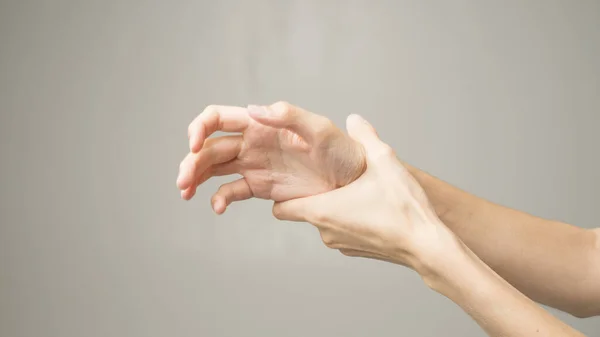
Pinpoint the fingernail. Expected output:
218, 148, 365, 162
348, 114, 365, 124
354, 114, 367, 123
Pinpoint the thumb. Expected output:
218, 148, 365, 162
345, 114, 383, 152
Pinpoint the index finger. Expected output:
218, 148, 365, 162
188, 105, 250, 153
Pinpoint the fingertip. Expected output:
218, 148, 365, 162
345, 114, 381, 149
177, 167, 196, 190
346, 113, 362, 123
182, 183, 198, 200
176, 175, 189, 190
212, 197, 226, 214
346, 114, 372, 130
181, 189, 190, 200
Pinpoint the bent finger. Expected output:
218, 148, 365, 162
181, 160, 243, 200
248, 102, 332, 144
188, 105, 250, 153
177, 135, 243, 190
211, 178, 253, 214
181, 183, 197, 201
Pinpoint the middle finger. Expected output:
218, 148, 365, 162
177, 135, 243, 190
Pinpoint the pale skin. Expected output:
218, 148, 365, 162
177, 102, 600, 336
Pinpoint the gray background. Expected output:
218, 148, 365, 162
1, 0, 599, 336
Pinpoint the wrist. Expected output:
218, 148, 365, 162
418, 237, 500, 304
408, 225, 471, 292
403, 164, 475, 229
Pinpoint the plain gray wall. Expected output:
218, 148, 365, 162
1, 0, 599, 336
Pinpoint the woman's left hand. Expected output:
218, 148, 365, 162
177, 102, 366, 214
270, 114, 461, 274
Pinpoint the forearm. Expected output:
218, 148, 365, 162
405, 163, 600, 317
420, 241, 586, 337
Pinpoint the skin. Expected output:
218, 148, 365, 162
273, 115, 585, 337
406, 164, 600, 318
177, 101, 599, 335
177, 103, 365, 212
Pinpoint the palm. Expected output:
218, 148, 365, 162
238, 120, 350, 201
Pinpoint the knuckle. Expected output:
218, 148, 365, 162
313, 118, 335, 139
372, 144, 396, 161
320, 232, 336, 248
203, 104, 218, 115
322, 238, 335, 248
308, 208, 328, 225
339, 249, 355, 257
206, 146, 217, 161
271, 101, 294, 118
380, 144, 395, 156
272, 100, 291, 110
216, 183, 229, 195
203, 105, 220, 124
228, 186, 239, 201
190, 105, 217, 135
200, 138, 218, 161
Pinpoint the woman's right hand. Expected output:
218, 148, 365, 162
259, 113, 590, 337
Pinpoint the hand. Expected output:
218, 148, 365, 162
271, 114, 461, 273
176, 102, 366, 214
